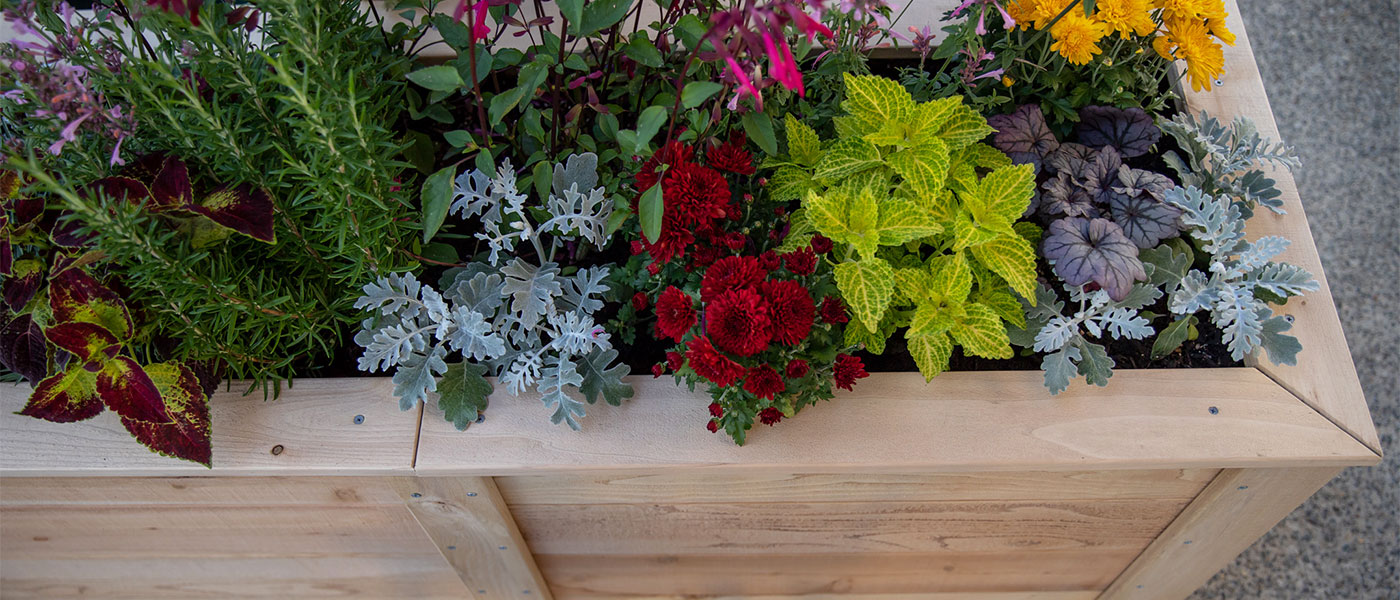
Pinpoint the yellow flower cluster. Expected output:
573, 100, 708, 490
1004, 0, 1235, 90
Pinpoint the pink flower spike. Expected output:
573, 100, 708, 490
973, 67, 1005, 81
950, 0, 977, 17
975, 9, 987, 35
724, 55, 761, 107
995, 2, 1016, 29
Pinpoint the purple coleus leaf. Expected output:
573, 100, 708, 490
20, 368, 104, 423
1109, 193, 1183, 249
189, 184, 275, 243
48, 268, 135, 340
49, 212, 94, 248
150, 156, 195, 211
987, 104, 1060, 171
1042, 217, 1147, 301
98, 356, 168, 423
1040, 172, 1100, 219
3, 258, 43, 311
119, 362, 213, 467
1075, 106, 1161, 158
44, 321, 122, 365
0, 314, 48, 384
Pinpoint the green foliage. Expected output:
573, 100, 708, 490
770, 75, 1039, 381
1160, 112, 1301, 218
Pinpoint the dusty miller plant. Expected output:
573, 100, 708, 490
355, 154, 633, 430
1160, 111, 1300, 218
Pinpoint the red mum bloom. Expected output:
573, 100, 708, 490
707, 420, 720, 433
833, 353, 869, 391
686, 336, 745, 387
708, 402, 724, 418
700, 255, 767, 303
708, 136, 756, 175
637, 141, 695, 192
651, 363, 665, 378
758, 250, 781, 271
644, 163, 731, 264
706, 287, 772, 356
811, 234, 834, 255
666, 351, 684, 372
781, 247, 817, 275
655, 286, 697, 342
724, 231, 747, 251
758, 406, 784, 426
631, 292, 648, 311
743, 365, 785, 400
760, 279, 815, 346
819, 296, 849, 324
786, 359, 810, 379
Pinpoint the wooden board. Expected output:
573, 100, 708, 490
0, 379, 422, 476
1173, 1, 1381, 455
0, 476, 405, 507
417, 368, 1376, 475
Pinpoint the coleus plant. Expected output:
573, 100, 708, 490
1, 171, 213, 466
356, 154, 633, 430
767, 74, 1039, 380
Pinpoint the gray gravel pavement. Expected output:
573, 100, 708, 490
1189, 2, 1400, 598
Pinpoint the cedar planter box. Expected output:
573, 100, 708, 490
0, 3, 1380, 599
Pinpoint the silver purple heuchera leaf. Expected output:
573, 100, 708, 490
1108, 193, 1183, 249
1079, 146, 1123, 204
1041, 217, 1146, 301
1074, 105, 1162, 158
1043, 142, 1096, 175
1040, 172, 1100, 218
1114, 165, 1174, 202
987, 104, 1060, 172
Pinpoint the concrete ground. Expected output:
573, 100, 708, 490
1189, 1, 1400, 598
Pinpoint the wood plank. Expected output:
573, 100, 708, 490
0, 379, 422, 476
1099, 466, 1342, 599
562, 593, 1100, 600
511, 498, 1187, 555
536, 549, 1138, 597
417, 368, 1376, 475
0, 476, 403, 507
497, 469, 1217, 505
1175, 1, 1381, 454
394, 476, 553, 599
0, 557, 469, 599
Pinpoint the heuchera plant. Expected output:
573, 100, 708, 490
1, 171, 213, 466
769, 74, 1039, 380
355, 154, 633, 430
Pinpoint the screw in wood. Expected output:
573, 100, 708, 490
411, 492, 422, 498
467, 492, 478, 497
353, 414, 365, 424
270, 445, 284, 455
1208, 406, 1219, 415
476, 413, 486, 424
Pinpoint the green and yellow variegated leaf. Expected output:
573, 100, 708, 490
929, 252, 973, 304
769, 166, 816, 202
952, 303, 1013, 359
804, 189, 852, 241
936, 102, 994, 151
893, 267, 932, 303
976, 164, 1036, 221
841, 168, 891, 196
909, 301, 958, 336
784, 114, 823, 166
887, 137, 950, 199
845, 186, 882, 259
1014, 221, 1043, 248
845, 316, 892, 354
834, 257, 894, 332
910, 97, 961, 139
969, 233, 1038, 301
833, 115, 861, 139
864, 120, 912, 148
842, 73, 914, 136
958, 142, 1014, 169
977, 286, 1027, 329
946, 161, 980, 196
877, 198, 942, 246
776, 208, 816, 252
952, 211, 1000, 251
813, 137, 882, 180
908, 331, 954, 381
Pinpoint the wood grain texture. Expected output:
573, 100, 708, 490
536, 550, 1140, 597
496, 469, 1218, 505
1099, 467, 1343, 599
511, 498, 1188, 555
1175, 1, 1381, 455
561, 594, 1100, 600
394, 476, 553, 600
0, 379, 421, 476
0, 476, 404, 507
417, 369, 1376, 475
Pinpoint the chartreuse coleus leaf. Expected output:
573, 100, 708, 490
784, 114, 823, 167
805, 185, 941, 261
839, 73, 915, 138
907, 332, 954, 381
812, 137, 882, 180
899, 253, 1014, 376
834, 257, 894, 333
953, 165, 1039, 301
887, 137, 950, 200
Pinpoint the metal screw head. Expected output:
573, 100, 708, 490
466, 492, 478, 497
498, 545, 507, 550
447, 545, 456, 550
270, 444, 284, 455
411, 492, 422, 498
1208, 406, 1219, 415
476, 413, 486, 424
353, 414, 365, 425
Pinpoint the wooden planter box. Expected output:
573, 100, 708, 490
0, 4, 1380, 599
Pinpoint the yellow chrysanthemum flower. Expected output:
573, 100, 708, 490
1164, 19, 1225, 91
1198, 0, 1236, 46
1155, 0, 1205, 23
1093, 0, 1157, 38
1026, 0, 1074, 29
1005, 0, 1040, 30
1050, 12, 1110, 65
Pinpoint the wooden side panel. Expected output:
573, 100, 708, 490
1176, 1, 1380, 454
1099, 467, 1342, 600
0, 379, 422, 476
564, 594, 1100, 600
0, 477, 469, 600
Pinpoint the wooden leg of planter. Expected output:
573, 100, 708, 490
1099, 466, 1341, 600
394, 476, 553, 600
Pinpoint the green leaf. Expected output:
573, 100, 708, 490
1083, 0, 1097, 16
443, 129, 474, 150
929, 252, 973, 304
976, 286, 1026, 329
404, 130, 437, 174
488, 86, 529, 124
937, 103, 994, 150
681, 81, 724, 109
969, 233, 1038, 301
834, 257, 894, 332
531, 161, 552, 202
741, 112, 779, 156
845, 318, 888, 354
877, 198, 943, 246
887, 138, 950, 198
951, 303, 1013, 359
577, 348, 634, 406
975, 164, 1036, 220
420, 166, 455, 243
437, 361, 492, 431
406, 65, 464, 92
624, 34, 665, 68
575, 0, 635, 37
1151, 315, 1196, 360
639, 184, 663, 243
1076, 340, 1115, 387
813, 137, 881, 180
908, 332, 953, 381
675, 14, 707, 49
768, 166, 815, 202
633, 105, 668, 153
841, 73, 914, 136
784, 114, 822, 166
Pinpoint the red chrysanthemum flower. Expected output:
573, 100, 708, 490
708, 136, 756, 175
666, 351, 684, 372
651, 363, 665, 378
708, 402, 724, 418
630, 240, 645, 255
644, 162, 732, 264
631, 292, 648, 311
760, 279, 815, 346
743, 365, 785, 400
781, 247, 817, 275
833, 353, 869, 391
758, 250, 780, 271
700, 255, 767, 303
758, 406, 784, 426
819, 296, 849, 324
786, 359, 810, 379
724, 231, 747, 251
686, 336, 745, 387
655, 286, 697, 342
707, 419, 720, 433
811, 234, 834, 255
706, 287, 772, 356
636, 141, 695, 192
